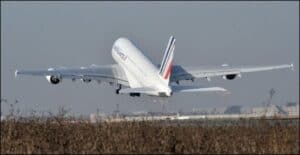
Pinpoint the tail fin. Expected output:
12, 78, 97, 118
159, 36, 175, 84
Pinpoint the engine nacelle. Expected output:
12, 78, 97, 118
223, 74, 238, 80
222, 74, 242, 80
46, 75, 62, 84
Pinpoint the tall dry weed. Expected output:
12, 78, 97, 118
1, 112, 299, 154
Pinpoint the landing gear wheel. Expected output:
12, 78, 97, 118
129, 93, 140, 97
115, 84, 122, 94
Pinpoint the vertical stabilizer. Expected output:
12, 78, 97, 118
159, 36, 175, 85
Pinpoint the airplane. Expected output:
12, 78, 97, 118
15, 36, 294, 97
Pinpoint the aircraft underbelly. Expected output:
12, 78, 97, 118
122, 64, 143, 88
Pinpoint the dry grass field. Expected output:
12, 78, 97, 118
1, 114, 299, 154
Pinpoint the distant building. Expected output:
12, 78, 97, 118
192, 107, 226, 114
265, 105, 287, 117
251, 107, 265, 115
240, 107, 252, 114
282, 103, 299, 117
90, 112, 106, 123
224, 105, 241, 114
286, 102, 297, 107
132, 111, 148, 115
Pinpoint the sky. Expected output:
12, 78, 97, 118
1, 2, 299, 116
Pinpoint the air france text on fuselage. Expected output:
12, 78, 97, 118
113, 45, 127, 61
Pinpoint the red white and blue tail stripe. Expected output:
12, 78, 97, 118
159, 36, 175, 85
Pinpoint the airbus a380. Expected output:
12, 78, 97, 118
15, 36, 294, 97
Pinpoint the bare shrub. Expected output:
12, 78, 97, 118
1, 112, 299, 154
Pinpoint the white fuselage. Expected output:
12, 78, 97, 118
111, 38, 171, 96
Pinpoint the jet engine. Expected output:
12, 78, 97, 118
46, 75, 62, 84
222, 74, 241, 80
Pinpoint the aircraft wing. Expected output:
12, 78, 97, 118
171, 85, 227, 93
15, 64, 129, 86
119, 87, 158, 95
119, 85, 227, 96
171, 64, 294, 82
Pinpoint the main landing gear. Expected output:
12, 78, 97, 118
115, 84, 141, 97
129, 93, 140, 97
115, 84, 122, 94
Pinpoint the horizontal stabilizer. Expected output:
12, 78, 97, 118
171, 85, 227, 93
119, 87, 158, 95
